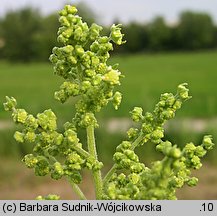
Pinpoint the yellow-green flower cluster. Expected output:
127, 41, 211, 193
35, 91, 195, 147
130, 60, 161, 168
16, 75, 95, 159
49, 5, 125, 129
128, 83, 191, 145
104, 84, 215, 200
3, 96, 103, 184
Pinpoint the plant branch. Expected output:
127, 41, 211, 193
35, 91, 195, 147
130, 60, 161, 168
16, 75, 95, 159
67, 177, 87, 200
72, 145, 90, 158
131, 132, 144, 150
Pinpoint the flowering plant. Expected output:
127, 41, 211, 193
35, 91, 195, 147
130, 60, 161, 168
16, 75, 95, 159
4, 5, 214, 200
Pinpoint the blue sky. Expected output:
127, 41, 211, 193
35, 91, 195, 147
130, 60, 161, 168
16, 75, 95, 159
1, 0, 217, 25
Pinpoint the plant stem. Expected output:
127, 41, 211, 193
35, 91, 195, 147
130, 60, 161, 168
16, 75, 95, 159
103, 133, 144, 185
87, 125, 103, 199
67, 177, 87, 200
73, 145, 90, 158
102, 164, 117, 185
131, 132, 144, 150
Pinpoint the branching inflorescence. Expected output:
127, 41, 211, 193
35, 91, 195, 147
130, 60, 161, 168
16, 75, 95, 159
4, 5, 215, 200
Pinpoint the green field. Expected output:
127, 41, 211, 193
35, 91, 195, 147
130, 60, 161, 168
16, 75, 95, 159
113, 51, 217, 118
1, 51, 217, 122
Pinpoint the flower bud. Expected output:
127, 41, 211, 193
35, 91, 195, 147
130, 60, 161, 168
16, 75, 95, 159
117, 173, 127, 185
195, 146, 206, 157
124, 149, 138, 162
22, 154, 38, 168
151, 128, 164, 140
68, 56, 77, 65
102, 69, 121, 85
92, 74, 102, 86
62, 45, 74, 53
89, 23, 102, 40
61, 81, 79, 97
169, 176, 184, 188
161, 109, 175, 120
25, 131, 36, 143
91, 56, 100, 66
112, 91, 122, 110
59, 8, 67, 16
142, 123, 153, 134
65, 129, 79, 144
51, 162, 64, 180
64, 5, 77, 15
62, 28, 73, 38
177, 83, 191, 100
130, 163, 144, 173
169, 147, 181, 159
14, 131, 24, 143
81, 81, 92, 93
120, 158, 132, 168
54, 89, 67, 103
4, 96, 17, 111
127, 128, 138, 140
191, 155, 202, 169
184, 143, 196, 157
25, 115, 38, 130
74, 26, 83, 41
130, 107, 143, 122
90, 41, 99, 52
144, 112, 153, 122
79, 113, 97, 128
129, 173, 140, 184
165, 94, 176, 106
54, 133, 63, 145
34, 156, 50, 176
173, 100, 182, 110
187, 177, 198, 186
116, 141, 132, 152
202, 135, 214, 150
75, 45, 85, 57
156, 141, 172, 154
13, 109, 28, 124
113, 152, 124, 162
110, 24, 125, 45
92, 161, 103, 171
37, 109, 57, 131
57, 34, 67, 44
68, 171, 82, 184
59, 16, 70, 27
85, 69, 95, 77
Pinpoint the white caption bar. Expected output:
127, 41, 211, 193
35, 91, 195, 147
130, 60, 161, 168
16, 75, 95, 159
0, 200, 216, 216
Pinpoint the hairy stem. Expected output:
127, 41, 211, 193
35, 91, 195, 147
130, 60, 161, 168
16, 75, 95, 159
87, 125, 103, 199
67, 177, 86, 200
131, 132, 144, 150
102, 164, 117, 186
72, 145, 90, 158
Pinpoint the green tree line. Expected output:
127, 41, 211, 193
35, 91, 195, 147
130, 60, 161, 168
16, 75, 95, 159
0, 5, 217, 62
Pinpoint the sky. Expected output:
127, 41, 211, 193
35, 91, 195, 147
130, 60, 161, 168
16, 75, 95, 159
1, 0, 217, 25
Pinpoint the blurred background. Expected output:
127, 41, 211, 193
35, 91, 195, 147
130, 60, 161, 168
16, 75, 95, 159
0, 0, 217, 199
